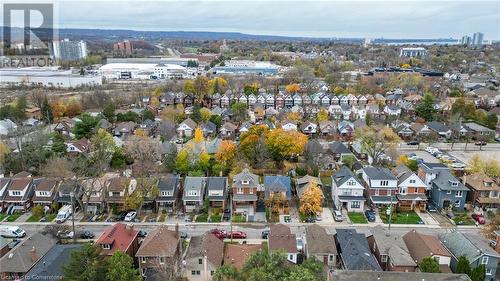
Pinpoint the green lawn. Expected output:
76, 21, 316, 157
0, 214, 8, 222
45, 213, 57, 222
195, 213, 209, 222
210, 214, 222, 222
379, 207, 423, 224
452, 213, 475, 225
6, 213, 21, 222
348, 212, 368, 224
232, 214, 246, 223
27, 214, 43, 222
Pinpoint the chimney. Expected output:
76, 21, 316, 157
30, 246, 38, 263
128, 223, 134, 235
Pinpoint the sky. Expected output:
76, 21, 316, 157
8, 0, 500, 39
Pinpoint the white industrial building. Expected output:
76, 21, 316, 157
99, 63, 187, 80
399, 47, 428, 58
0, 67, 102, 88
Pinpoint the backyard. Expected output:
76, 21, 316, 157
348, 212, 368, 224
379, 206, 423, 224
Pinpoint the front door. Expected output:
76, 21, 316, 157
443, 200, 450, 209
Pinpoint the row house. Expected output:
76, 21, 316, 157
362, 167, 398, 207
0, 176, 34, 213
31, 178, 58, 208
107, 177, 136, 212
463, 173, 500, 210
182, 177, 207, 213
393, 165, 429, 211
157, 175, 181, 212
418, 162, 469, 211
183, 232, 223, 281
332, 166, 366, 212
403, 229, 452, 273
264, 176, 292, 214
231, 169, 259, 216
367, 226, 417, 272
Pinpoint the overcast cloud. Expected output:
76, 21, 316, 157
51, 0, 500, 39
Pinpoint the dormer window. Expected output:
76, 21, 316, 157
483, 181, 492, 187
242, 180, 249, 185
450, 181, 459, 186
102, 244, 111, 250
12, 191, 21, 196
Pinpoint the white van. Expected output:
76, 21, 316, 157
0, 226, 26, 238
56, 205, 73, 224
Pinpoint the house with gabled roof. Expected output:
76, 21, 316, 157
305, 224, 338, 268
269, 224, 298, 264
281, 119, 298, 131
332, 166, 366, 212
440, 231, 499, 280
367, 226, 417, 272
182, 177, 206, 213
157, 175, 181, 212
231, 169, 259, 216
335, 229, 381, 271
319, 120, 336, 137
329, 141, 353, 163
463, 172, 500, 209
106, 176, 134, 212
183, 233, 224, 281
362, 167, 398, 206
96, 223, 139, 259
393, 165, 428, 211
3, 177, 34, 212
206, 177, 228, 209
403, 229, 452, 273
177, 118, 197, 137
31, 178, 58, 208
223, 243, 262, 270
136, 225, 182, 279
300, 120, 317, 135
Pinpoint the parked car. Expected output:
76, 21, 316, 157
228, 231, 247, 239
261, 230, 270, 239
407, 140, 419, 145
79, 230, 95, 239
426, 202, 438, 213
57, 230, 74, 239
124, 211, 137, 222
304, 217, 316, 223
296, 237, 303, 251
210, 229, 227, 240
333, 210, 343, 222
364, 210, 376, 222
223, 209, 231, 221
446, 213, 455, 219
475, 141, 486, 146
0, 226, 26, 238
180, 231, 188, 239
56, 205, 73, 224
451, 163, 466, 169
137, 230, 147, 238
471, 213, 486, 224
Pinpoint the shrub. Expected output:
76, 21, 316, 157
32, 205, 44, 217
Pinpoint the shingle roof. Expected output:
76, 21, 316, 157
232, 169, 259, 189
329, 142, 352, 154
306, 224, 337, 255
370, 226, 416, 267
0, 232, 57, 274
223, 244, 262, 270
363, 166, 397, 181
185, 233, 224, 267
179, 118, 197, 129
95, 223, 139, 256
264, 176, 291, 199
24, 244, 83, 279
439, 231, 500, 263
182, 177, 206, 201
432, 170, 469, 191
136, 226, 179, 257
403, 229, 451, 264
336, 229, 381, 271
330, 270, 471, 281
333, 166, 362, 187
269, 224, 297, 253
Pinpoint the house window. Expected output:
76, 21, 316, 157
446, 190, 451, 194
381, 255, 388, 262
481, 256, 489, 264
329, 255, 334, 262
191, 271, 200, 276
374, 189, 379, 196
237, 187, 243, 194
455, 200, 461, 208
188, 191, 198, 196
141, 257, 146, 263
351, 201, 361, 209
434, 256, 440, 263
486, 268, 492, 275
409, 179, 416, 184
242, 180, 249, 185
159, 257, 165, 264
210, 271, 214, 276
380, 181, 388, 186
400, 187, 407, 194
491, 191, 499, 198
289, 254, 293, 260
455, 191, 463, 197
12, 191, 21, 196
102, 244, 111, 250
198, 258, 203, 264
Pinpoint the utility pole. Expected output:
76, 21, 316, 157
229, 192, 233, 243
70, 191, 76, 243
388, 195, 393, 235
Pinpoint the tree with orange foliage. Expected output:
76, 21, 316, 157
215, 140, 237, 168
150, 96, 160, 109
64, 100, 82, 117
50, 100, 66, 119
194, 127, 204, 143
285, 83, 300, 93
287, 111, 301, 122
265, 128, 308, 163
316, 108, 329, 123
299, 183, 323, 217
134, 128, 147, 137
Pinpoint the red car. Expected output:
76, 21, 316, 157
228, 231, 247, 239
210, 229, 227, 240
471, 213, 486, 224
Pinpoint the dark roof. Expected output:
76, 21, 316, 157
306, 224, 337, 255
185, 233, 224, 266
136, 226, 179, 257
206, 177, 227, 200
363, 166, 397, 181
269, 224, 297, 253
25, 244, 83, 279
330, 270, 471, 281
264, 176, 292, 199
427, 121, 450, 133
305, 139, 324, 155
329, 141, 351, 154
432, 170, 469, 191
335, 229, 381, 271
333, 166, 362, 187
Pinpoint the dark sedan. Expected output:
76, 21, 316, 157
364, 210, 376, 222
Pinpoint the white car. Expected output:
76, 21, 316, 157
425, 146, 434, 153
124, 211, 137, 222
334, 210, 344, 222
296, 237, 304, 251
451, 163, 466, 169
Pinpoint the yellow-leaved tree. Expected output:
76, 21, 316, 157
215, 140, 237, 168
285, 83, 300, 93
299, 183, 323, 216
194, 127, 204, 143
317, 108, 329, 123
0, 141, 10, 164
287, 112, 301, 122
265, 128, 308, 163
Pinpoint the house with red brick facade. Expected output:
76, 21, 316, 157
231, 169, 260, 216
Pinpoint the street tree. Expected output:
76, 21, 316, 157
73, 113, 100, 139
354, 125, 400, 164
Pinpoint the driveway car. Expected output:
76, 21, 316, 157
471, 213, 486, 224
261, 230, 270, 239
79, 230, 95, 239
137, 230, 147, 238
426, 202, 437, 213
333, 210, 343, 222
57, 230, 74, 239
223, 209, 231, 221
296, 237, 303, 251
124, 211, 137, 222
407, 140, 419, 145
364, 210, 376, 222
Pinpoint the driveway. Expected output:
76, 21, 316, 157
417, 211, 439, 226
428, 212, 454, 228
319, 208, 334, 223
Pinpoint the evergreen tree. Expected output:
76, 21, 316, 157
415, 92, 437, 121
63, 243, 107, 281
41, 98, 53, 124
419, 256, 440, 273
456, 256, 471, 275
469, 265, 486, 281
105, 251, 142, 281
